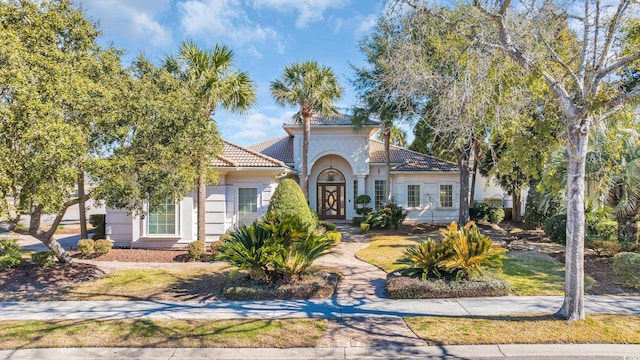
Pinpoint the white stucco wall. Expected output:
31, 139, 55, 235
392, 172, 460, 223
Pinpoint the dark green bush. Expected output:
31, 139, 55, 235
31, 250, 57, 267
77, 239, 95, 257
366, 203, 408, 230
612, 252, 640, 288
0, 239, 21, 271
89, 214, 106, 240
187, 240, 206, 260
469, 204, 488, 222
94, 239, 112, 256
523, 180, 562, 229
217, 215, 337, 283
352, 216, 366, 226
544, 214, 567, 244
487, 207, 505, 224
268, 179, 315, 230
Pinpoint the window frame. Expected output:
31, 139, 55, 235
146, 199, 179, 237
374, 179, 386, 210
237, 187, 259, 227
439, 184, 454, 208
407, 184, 421, 208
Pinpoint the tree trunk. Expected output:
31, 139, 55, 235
556, 119, 589, 321
197, 162, 206, 241
301, 113, 311, 200
617, 214, 639, 243
512, 190, 522, 222
470, 141, 481, 207
78, 167, 88, 240
384, 127, 392, 203
12, 204, 72, 263
455, 149, 471, 225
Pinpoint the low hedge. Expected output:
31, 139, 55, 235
386, 273, 510, 299
223, 269, 341, 300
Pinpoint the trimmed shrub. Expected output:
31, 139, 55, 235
94, 239, 112, 256
210, 241, 226, 258
0, 239, 21, 271
187, 240, 206, 260
352, 216, 366, 226
469, 204, 489, 222
319, 221, 337, 232
588, 239, 622, 257
487, 207, 505, 224
387, 273, 510, 299
89, 214, 106, 240
325, 231, 342, 244
613, 252, 640, 289
360, 223, 370, 234
77, 239, 95, 257
31, 250, 57, 267
355, 194, 372, 215
268, 179, 315, 230
544, 214, 567, 244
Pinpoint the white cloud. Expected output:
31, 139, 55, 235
76, 0, 173, 49
334, 13, 377, 38
253, 0, 348, 28
223, 110, 295, 144
354, 14, 377, 37
179, 0, 280, 48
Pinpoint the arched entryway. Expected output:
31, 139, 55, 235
316, 168, 346, 220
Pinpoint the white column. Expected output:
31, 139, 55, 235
357, 175, 366, 196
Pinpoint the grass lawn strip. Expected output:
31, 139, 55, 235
405, 314, 640, 345
355, 234, 424, 273
0, 319, 327, 349
62, 266, 229, 301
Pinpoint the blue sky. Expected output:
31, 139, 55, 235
73, 0, 385, 146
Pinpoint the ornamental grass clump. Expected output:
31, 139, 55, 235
396, 221, 507, 281
216, 212, 338, 284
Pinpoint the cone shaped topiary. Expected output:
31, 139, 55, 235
268, 178, 315, 230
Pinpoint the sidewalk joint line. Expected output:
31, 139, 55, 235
497, 344, 507, 357
456, 300, 472, 316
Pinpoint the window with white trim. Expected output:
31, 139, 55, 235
407, 185, 421, 208
238, 188, 258, 227
439, 184, 453, 208
148, 200, 177, 235
353, 180, 358, 210
374, 180, 386, 210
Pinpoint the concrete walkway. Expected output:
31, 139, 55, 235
3, 224, 640, 359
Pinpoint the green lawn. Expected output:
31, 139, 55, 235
356, 232, 593, 295
0, 318, 327, 349
406, 314, 640, 345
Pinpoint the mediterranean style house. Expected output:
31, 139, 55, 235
105, 114, 460, 248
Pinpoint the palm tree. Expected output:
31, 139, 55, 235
165, 41, 256, 241
270, 61, 343, 199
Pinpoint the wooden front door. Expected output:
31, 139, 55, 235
317, 183, 345, 220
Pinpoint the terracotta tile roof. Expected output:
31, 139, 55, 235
212, 141, 290, 168
246, 136, 294, 164
369, 140, 458, 172
283, 113, 379, 127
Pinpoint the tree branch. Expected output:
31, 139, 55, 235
597, 85, 640, 121
596, 51, 640, 81
538, 29, 582, 94
577, 0, 590, 87
44, 194, 90, 239
593, 0, 632, 73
